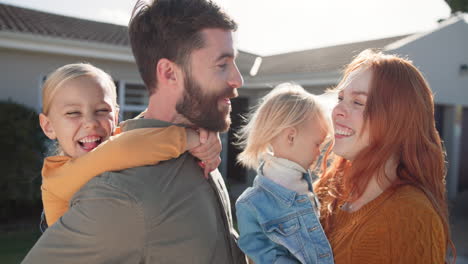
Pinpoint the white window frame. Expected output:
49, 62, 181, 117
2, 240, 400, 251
117, 80, 148, 121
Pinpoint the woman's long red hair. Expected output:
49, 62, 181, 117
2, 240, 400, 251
315, 49, 454, 260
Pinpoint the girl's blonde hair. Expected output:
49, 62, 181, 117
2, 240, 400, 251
236, 83, 332, 169
42, 63, 118, 115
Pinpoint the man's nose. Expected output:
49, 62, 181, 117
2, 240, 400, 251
228, 63, 243, 90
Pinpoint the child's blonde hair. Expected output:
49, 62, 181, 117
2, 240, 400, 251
236, 83, 332, 169
42, 63, 118, 115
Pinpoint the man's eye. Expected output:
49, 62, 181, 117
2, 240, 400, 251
337, 96, 343, 101
66, 111, 80, 116
97, 109, 110, 113
218, 64, 227, 69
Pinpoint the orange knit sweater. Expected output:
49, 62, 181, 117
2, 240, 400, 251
325, 185, 446, 264
41, 126, 186, 226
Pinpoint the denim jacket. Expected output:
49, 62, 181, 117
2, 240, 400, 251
235, 167, 334, 264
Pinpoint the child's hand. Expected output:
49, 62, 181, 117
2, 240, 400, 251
186, 128, 201, 150
189, 129, 222, 178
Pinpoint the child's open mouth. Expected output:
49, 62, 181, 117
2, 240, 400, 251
78, 136, 103, 151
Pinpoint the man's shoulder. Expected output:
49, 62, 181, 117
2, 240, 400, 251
74, 153, 203, 202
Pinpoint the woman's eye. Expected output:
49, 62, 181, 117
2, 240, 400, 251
354, 101, 364, 106
337, 96, 343, 101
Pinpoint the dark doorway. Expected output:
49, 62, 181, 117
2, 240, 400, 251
227, 97, 249, 183
458, 107, 468, 191
434, 104, 444, 138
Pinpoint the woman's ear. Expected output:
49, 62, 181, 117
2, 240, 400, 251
39, 113, 57, 140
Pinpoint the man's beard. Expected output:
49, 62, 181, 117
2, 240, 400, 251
176, 73, 234, 132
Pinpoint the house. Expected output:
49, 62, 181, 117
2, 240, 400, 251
1, 3, 466, 199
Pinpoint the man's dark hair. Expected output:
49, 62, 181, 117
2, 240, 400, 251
129, 0, 237, 94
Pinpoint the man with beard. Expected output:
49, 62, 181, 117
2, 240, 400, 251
21, 0, 246, 263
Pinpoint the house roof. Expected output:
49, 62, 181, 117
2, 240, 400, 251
0, 2, 258, 72
0, 2, 412, 79
256, 35, 409, 76
0, 2, 129, 46
387, 13, 468, 51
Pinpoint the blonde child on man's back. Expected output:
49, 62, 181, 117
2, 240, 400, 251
38, 63, 220, 228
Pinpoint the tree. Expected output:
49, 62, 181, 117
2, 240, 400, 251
0, 100, 47, 221
445, 0, 468, 13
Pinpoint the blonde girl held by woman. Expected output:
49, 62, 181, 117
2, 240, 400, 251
235, 83, 334, 264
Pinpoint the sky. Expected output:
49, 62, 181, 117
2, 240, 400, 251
0, 0, 452, 56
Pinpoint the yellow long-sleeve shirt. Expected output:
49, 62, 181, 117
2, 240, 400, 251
325, 185, 447, 264
41, 126, 186, 226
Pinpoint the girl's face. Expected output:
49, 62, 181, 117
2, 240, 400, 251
39, 76, 118, 158
332, 68, 371, 161
291, 115, 328, 169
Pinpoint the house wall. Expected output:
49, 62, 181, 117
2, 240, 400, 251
0, 46, 258, 113
0, 47, 140, 112
390, 19, 468, 107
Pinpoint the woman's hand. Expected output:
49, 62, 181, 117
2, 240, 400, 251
187, 128, 222, 178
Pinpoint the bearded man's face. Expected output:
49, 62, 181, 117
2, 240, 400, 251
176, 71, 236, 132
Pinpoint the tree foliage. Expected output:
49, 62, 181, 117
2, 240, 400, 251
446, 0, 468, 13
0, 100, 46, 220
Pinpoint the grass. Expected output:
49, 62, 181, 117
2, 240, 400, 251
0, 229, 41, 264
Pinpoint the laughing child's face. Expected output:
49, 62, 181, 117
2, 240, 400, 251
40, 76, 118, 158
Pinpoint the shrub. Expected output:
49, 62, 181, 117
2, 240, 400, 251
0, 100, 46, 221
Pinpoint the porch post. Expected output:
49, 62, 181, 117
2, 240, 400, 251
443, 105, 462, 201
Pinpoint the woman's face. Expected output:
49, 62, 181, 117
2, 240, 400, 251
332, 68, 372, 160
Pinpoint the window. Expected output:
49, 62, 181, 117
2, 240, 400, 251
116, 81, 148, 122
38, 77, 149, 120
125, 83, 148, 106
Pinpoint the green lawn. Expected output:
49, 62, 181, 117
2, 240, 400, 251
0, 229, 41, 264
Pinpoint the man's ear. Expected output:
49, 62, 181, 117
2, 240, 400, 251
156, 58, 181, 86
39, 113, 56, 140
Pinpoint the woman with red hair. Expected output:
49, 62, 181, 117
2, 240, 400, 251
315, 49, 455, 263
